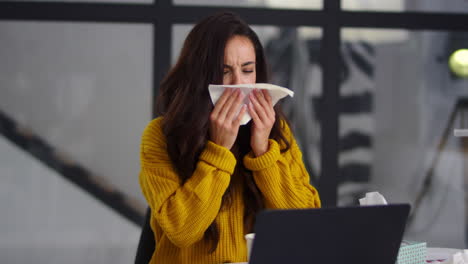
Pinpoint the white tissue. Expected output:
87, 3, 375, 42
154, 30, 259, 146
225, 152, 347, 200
440, 250, 468, 264
359, 191, 388, 206
208, 83, 294, 125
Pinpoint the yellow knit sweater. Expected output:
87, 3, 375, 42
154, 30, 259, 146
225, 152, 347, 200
139, 117, 321, 264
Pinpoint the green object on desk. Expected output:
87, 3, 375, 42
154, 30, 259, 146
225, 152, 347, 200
396, 241, 427, 264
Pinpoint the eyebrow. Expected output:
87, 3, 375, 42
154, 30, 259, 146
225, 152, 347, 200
242, 61, 256, 67
223, 61, 256, 68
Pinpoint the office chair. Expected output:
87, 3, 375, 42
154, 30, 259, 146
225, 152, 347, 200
135, 208, 155, 264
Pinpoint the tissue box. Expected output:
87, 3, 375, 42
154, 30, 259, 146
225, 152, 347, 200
396, 241, 427, 264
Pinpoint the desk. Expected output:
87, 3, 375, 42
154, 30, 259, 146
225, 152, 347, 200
227, 248, 464, 264
427, 247, 463, 263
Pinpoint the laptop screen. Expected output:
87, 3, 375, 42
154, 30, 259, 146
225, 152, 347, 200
249, 204, 410, 264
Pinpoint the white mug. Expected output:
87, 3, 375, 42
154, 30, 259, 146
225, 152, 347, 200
245, 233, 255, 261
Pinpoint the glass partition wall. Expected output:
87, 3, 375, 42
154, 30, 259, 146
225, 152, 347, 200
337, 28, 468, 248
1, 0, 468, 262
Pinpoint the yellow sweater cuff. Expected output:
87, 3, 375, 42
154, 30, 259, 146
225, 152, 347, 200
199, 141, 237, 174
243, 139, 280, 171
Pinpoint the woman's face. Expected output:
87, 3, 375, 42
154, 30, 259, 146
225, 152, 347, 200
223, 35, 257, 85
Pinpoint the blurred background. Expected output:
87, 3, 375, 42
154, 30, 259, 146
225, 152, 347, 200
1, 0, 468, 263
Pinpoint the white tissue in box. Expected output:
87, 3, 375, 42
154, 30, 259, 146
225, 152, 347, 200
359, 191, 388, 206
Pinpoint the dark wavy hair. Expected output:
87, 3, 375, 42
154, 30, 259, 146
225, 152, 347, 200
156, 11, 290, 252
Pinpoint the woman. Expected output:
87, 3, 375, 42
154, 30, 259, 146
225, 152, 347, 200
139, 11, 320, 264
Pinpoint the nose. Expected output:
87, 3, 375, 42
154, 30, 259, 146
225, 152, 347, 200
231, 71, 240, 85
231, 70, 246, 85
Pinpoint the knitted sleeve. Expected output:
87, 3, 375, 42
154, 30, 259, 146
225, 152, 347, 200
139, 117, 236, 248
243, 121, 321, 209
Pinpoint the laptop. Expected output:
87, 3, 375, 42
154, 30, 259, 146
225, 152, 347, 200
249, 204, 410, 264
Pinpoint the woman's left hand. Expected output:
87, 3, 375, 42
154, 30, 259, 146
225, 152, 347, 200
248, 89, 275, 157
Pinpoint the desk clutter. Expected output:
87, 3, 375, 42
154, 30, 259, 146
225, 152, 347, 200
426, 249, 468, 264
359, 192, 468, 264
397, 241, 427, 264
239, 192, 466, 264
359, 192, 427, 264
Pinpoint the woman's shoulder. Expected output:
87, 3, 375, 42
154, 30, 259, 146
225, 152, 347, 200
140, 116, 173, 165
277, 118, 300, 152
279, 118, 293, 138
141, 116, 165, 144
144, 116, 163, 132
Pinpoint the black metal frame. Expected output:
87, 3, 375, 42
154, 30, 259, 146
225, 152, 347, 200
1, 0, 468, 214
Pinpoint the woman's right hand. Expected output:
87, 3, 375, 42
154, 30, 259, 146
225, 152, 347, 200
209, 88, 246, 150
